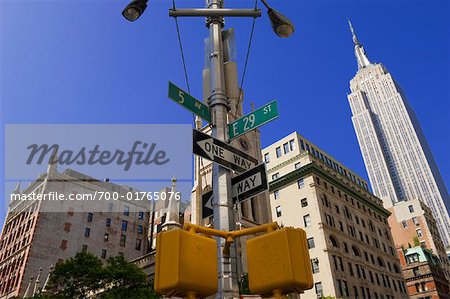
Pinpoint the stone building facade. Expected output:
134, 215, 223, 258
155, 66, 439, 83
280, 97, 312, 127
0, 167, 152, 299
262, 132, 408, 299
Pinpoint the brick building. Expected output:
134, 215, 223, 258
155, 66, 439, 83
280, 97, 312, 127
0, 165, 152, 298
388, 199, 450, 281
398, 246, 450, 298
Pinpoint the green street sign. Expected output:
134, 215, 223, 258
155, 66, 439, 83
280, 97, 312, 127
228, 100, 279, 140
168, 81, 212, 123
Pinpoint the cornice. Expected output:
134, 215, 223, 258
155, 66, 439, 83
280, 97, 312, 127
269, 161, 390, 217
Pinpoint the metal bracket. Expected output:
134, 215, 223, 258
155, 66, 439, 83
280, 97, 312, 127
169, 8, 261, 18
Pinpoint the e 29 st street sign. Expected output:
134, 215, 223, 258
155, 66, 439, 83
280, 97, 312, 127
168, 82, 212, 122
228, 100, 279, 140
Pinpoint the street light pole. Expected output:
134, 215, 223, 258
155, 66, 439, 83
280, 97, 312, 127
120, 0, 295, 297
205, 0, 238, 297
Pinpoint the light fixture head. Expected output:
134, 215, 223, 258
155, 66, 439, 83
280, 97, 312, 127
267, 8, 294, 38
122, 0, 148, 22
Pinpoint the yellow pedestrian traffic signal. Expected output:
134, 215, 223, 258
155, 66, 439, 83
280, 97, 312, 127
154, 229, 218, 297
246, 227, 314, 296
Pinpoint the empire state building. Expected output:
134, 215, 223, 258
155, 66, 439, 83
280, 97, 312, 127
347, 21, 450, 246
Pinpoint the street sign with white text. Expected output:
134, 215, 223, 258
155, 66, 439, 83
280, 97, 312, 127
231, 163, 268, 203
168, 81, 212, 122
193, 130, 258, 173
228, 100, 279, 140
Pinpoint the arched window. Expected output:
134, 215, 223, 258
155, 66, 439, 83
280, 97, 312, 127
329, 235, 339, 248
352, 245, 360, 257
377, 256, 385, 267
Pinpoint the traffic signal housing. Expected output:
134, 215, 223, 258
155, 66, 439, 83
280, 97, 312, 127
154, 229, 218, 297
246, 227, 313, 296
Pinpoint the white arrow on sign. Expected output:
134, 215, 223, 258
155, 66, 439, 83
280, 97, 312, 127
205, 193, 213, 210
198, 138, 256, 172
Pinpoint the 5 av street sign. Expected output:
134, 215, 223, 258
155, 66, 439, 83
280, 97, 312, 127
193, 130, 258, 173
168, 81, 212, 122
231, 163, 268, 203
228, 100, 279, 140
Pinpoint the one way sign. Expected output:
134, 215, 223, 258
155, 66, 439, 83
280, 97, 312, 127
193, 129, 258, 173
231, 163, 268, 203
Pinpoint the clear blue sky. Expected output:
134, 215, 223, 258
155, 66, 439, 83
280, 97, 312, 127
1, 0, 449, 224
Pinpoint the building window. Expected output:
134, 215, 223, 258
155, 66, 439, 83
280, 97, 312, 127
416, 228, 423, 238
84, 227, 90, 237
412, 217, 419, 226
311, 258, 319, 273
402, 220, 408, 228
138, 225, 143, 235
275, 206, 282, 217
329, 236, 339, 247
408, 205, 414, 213
276, 147, 282, 158
264, 153, 270, 163
274, 190, 280, 200
64, 222, 71, 232
124, 206, 130, 216
101, 249, 107, 259
104, 233, 109, 242
283, 143, 290, 154
315, 282, 323, 297
295, 162, 301, 169
82, 244, 88, 252
307, 237, 315, 249
60, 240, 68, 249
135, 238, 142, 251
138, 211, 144, 220
122, 220, 128, 232
120, 234, 126, 247
87, 212, 93, 222
342, 280, 349, 297
297, 178, 304, 189
326, 214, 335, 227
303, 214, 311, 227
301, 198, 308, 207
106, 218, 111, 227
289, 139, 296, 151
272, 173, 279, 180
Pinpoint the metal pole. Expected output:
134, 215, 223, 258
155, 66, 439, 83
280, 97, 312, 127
206, 0, 238, 297
148, 198, 156, 252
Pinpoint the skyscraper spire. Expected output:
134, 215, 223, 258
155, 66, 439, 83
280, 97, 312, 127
162, 176, 181, 231
348, 20, 371, 69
